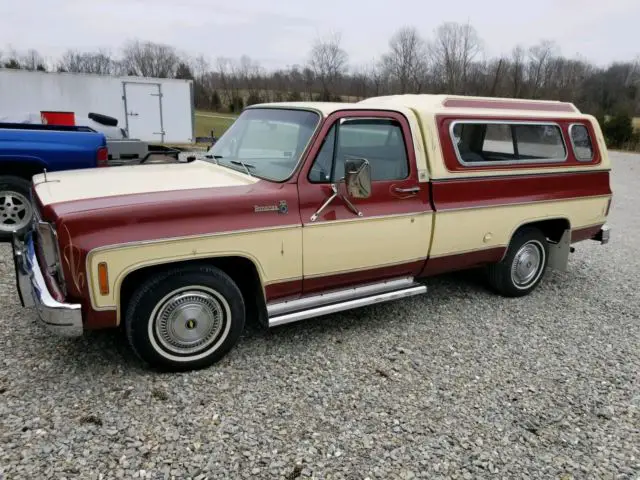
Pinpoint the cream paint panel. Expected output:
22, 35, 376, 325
86, 226, 302, 311
34, 160, 257, 206
302, 213, 432, 277
429, 196, 611, 257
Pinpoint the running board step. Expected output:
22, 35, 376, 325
267, 277, 427, 327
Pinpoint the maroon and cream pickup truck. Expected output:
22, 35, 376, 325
12, 94, 612, 371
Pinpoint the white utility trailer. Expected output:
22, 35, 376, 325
0, 68, 195, 144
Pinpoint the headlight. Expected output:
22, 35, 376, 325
36, 220, 65, 293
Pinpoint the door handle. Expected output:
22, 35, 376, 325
393, 186, 420, 194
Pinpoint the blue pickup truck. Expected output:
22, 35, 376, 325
0, 123, 108, 240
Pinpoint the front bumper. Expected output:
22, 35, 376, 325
593, 224, 611, 245
12, 233, 83, 337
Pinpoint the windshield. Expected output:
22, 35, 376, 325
206, 108, 321, 181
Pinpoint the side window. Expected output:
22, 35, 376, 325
513, 124, 566, 160
481, 124, 515, 160
308, 125, 336, 182
308, 118, 409, 183
452, 121, 566, 164
570, 124, 594, 161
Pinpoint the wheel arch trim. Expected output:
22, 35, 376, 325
499, 216, 571, 262
94, 252, 268, 325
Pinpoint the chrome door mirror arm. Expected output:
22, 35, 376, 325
309, 180, 363, 222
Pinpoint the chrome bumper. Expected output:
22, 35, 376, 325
12, 233, 83, 337
593, 224, 611, 245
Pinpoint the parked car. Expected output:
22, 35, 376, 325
12, 94, 612, 371
0, 123, 107, 240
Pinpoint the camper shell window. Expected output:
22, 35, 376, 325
569, 123, 595, 161
450, 120, 568, 166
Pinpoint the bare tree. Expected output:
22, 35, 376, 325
487, 58, 506, 96
430, 21, 482, 94
302, 66, 315, 100
237, 55, 264, 103
308, 32, 349, 100
527, 40, 557, 98
368, 61, 387, 96
347, 64, 371, 100
21, 49, 47, 71
58, 49, 114, 74
510, 46, 526, 97
122, 40, 179, 78
380, 26, 429, 94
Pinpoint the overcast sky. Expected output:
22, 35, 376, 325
1, 0, 639, 70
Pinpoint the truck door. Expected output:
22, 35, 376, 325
297, 110, 434, 295
122, 82, 164, 142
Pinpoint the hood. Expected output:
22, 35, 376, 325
33, 160, 259, 207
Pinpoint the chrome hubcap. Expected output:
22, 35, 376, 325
154, 289, 225, 355
0, 190, 32, 233
511, 241, 544, 287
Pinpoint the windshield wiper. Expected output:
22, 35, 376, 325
204, 153, 222, 165
230, 160, 255, 177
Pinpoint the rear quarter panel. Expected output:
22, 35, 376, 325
415, 111, 612, 273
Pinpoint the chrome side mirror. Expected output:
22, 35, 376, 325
344, 157, 372, 199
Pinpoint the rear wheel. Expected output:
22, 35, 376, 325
0, 176, 33, 241
124, 264, 246, 371
486, 227, 549, 297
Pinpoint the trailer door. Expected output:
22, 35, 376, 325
123, 82, 164, 142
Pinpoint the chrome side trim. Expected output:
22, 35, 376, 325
302, 258, 427, 280
428, 245, 507, 259
303, 211, 431, 227
263, 276, 302, 287
269, 284, 427, 327
431, 167, 611, 181
267, 277, 415, 317
435, 194, 612, 213
432, 168, 610, 181
87, 223, 301, 256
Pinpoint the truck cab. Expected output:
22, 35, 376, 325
12, 94, 612, 371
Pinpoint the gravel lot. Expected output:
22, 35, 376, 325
1, 152, 638, 480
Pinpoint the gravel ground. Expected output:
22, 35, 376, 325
0, 152, 639, 480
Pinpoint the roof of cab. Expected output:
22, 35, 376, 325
250, 94, 585, 119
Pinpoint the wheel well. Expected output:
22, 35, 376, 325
0, 161, 45, 181
119, 257, 267, 327
513, 218, 571, 244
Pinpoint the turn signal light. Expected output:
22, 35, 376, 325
98, 262, 109, 295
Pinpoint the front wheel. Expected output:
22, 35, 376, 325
124, 264, 246, 371
486, 227, 549, 297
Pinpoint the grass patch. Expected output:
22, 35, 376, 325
194, 111, 237, 138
